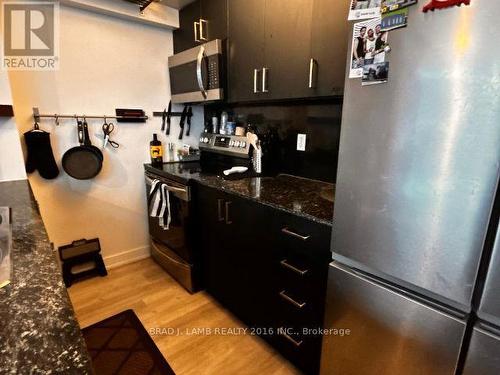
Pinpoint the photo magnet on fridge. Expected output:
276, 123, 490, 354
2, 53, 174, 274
350, 18, 389, 78
348, 0, 382, 21
381, 7, 409, 31
381, 0, 418, 14
362, 62, 390, 86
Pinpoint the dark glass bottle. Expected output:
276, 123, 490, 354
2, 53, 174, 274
150, 134, 163, 167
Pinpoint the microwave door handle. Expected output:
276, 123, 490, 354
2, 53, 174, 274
196, 46, 208, 99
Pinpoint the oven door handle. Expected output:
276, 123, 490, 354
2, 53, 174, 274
145, 176, 190, 201
196, 45, 208, 99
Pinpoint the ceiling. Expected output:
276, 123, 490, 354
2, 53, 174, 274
160, 0, 196, 9
122, 0, 196, 10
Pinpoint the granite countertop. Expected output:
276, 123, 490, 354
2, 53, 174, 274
145, 162, 335, 226
0, 180, 92, 374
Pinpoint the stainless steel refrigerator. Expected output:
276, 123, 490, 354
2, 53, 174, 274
321, 1, 500, 374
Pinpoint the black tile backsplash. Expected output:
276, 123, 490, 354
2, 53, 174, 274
205, 99, 342, 183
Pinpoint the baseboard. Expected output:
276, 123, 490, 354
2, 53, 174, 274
104, 245, 151, 270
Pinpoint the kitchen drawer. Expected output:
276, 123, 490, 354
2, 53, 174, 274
275, 247, 329, 301
267, 325, 323, 375
274, 285, 325, 322
275, 213, 331, 264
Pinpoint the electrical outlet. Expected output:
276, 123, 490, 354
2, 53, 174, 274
297, 134, 306, 151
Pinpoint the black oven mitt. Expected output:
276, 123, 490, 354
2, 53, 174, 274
24, 130, 59, 179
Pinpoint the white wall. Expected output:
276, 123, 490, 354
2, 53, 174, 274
0, 72, 27, 182
8, 5, 203, 267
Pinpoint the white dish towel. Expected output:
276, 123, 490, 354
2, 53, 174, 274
149, 179, 171, 230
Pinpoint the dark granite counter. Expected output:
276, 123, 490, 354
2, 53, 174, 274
145, 162, 335, 226
0, 180, 92, 374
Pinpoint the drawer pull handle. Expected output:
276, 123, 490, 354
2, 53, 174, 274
225, 201, 232, 225
279, 327, 303, 347
280, 259, 308, 276
279, 290, 306, 309
217, 199, 224, 222
282, 227, 310, 241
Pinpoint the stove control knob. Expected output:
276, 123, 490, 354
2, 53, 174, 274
240, 141, 246, 148
203, 137, 209, 143
229, 140, 234, 146
234, 141, 240, 147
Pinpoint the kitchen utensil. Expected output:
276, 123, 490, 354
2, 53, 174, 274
223, 166, 248, 176
186, 106, 193, 136
102, 121, 119, 149
166, 101, 172, 135
235, 126, 246, 136
246, 132, 259, 149
253, 145, 262, 174
246, 133, 262, 174
161, 108, 167, 132
178, 105, 188, 140
62, 120, 103, 180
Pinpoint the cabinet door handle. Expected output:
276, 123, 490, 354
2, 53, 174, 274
225, 201, 232, 224
199, 19, 208, 41
279, 328, 303, 347
194, 21, 201, 42
254, 69, 260, 93
217, 199, 224, 222
282, 227, 310, 241
280, 259, 309, 276
262, 67, 269, 93
279, 290, 306, 309
308, 58, 317, 89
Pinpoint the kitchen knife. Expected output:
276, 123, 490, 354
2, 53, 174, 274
166, 101, 172, 135
161, 108, 167, 132
186, 106, 193, 136
178, 105, 188, 140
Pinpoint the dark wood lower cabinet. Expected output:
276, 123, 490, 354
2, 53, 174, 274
197, 184, 331, 374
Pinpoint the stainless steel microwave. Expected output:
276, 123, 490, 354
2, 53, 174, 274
168, 39, 224, 104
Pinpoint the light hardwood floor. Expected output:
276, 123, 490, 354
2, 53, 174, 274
68, 257, 301, 375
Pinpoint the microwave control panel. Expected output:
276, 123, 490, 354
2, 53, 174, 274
207, 55, 221, 90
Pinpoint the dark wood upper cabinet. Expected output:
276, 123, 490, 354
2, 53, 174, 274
263, 0, 314, 100
173, 1, 201, 54
310, 0, 350, 97
174, 0, 348, 101
173, 0, 227, 54
227, 0, 266, 103
200, 0, 227, 44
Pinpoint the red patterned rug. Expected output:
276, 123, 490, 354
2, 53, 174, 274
82, 310, 175, 375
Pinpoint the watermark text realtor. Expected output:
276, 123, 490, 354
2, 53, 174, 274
1, 1, 60, 70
